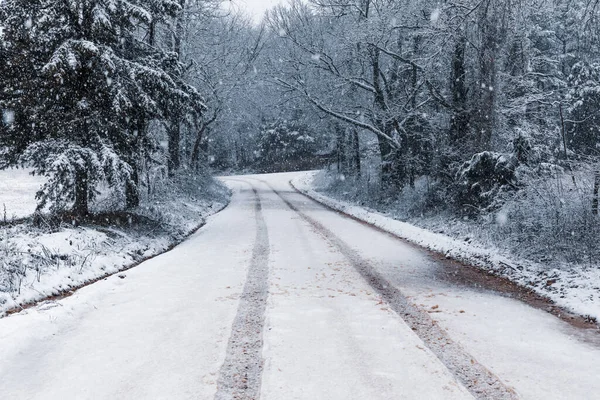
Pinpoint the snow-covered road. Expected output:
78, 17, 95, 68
0, 172, 599, 399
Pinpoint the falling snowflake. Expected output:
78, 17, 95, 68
430, 8, 441, 24
2, 109, 15, 126
496, 211, 508, 226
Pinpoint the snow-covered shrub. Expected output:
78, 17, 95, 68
0, 237, 27, 295
454, 151, 519, 213
0, 227, 59, 295
491, 166, 600, 265
136, 172, 229, 234
452, 134, 541, 214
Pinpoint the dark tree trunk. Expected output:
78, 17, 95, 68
335, 124, 361, 177
411, 35, 421, 109
73, 169, 89, 218
126, 120, 144, 209
450, 34, 469, 144
149, 21, 156, 46
370, 46, 386, 115
191, 114, 216, 172
168, 121, 181, 175
559, 104, 568, 160
174, 1, 185, 56
126, 169, 140, 209
593, 170, 600, 216
200, 133, 210, 155
370, 45, 401, 190
377, 135, 399, 190
191, 126, 205, 172
352, 128, 361, 177
168, 2, 186, 176
335, 123, 346, 174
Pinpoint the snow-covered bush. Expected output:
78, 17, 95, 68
452, 134, 541, 214
454, 152, 519, 213
0, 235, 27, 295
491, 166, 600, 265
136, 172, 230, 234
0, 227, 58, 296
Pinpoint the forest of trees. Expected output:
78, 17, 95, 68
2, 0, 600, 227
258, 0, 600, 214
0, 0, 262, 218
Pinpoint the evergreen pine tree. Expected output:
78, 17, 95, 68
0, 0, 204, 217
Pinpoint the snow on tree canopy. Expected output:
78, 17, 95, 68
0, 0, 205, 216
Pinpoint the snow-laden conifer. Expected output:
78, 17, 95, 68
0, 0, 204, 217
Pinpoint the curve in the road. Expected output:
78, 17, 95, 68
214, 183, 270, 400
258, 178, 518, 400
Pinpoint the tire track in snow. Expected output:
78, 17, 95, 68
262, 180, 517, 400
214, 184, 269, 400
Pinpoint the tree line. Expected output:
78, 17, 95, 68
248, 0, 600, 215
3, 0, 600, 219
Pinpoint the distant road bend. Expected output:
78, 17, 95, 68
0, 172, 599, 400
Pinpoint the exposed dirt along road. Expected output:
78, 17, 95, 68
0, 172, 599, 400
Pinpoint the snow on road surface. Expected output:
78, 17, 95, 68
0, 183, 255, 399
0, 171, 599, 400
294, 171, 600, 322
255, 181, 473, 399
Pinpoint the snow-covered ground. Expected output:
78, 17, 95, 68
0, 171, 598, 399
293, 171, 600, 323
0, 171, 229, 315
257, 182, 472, 399
0, 182, 254, 399
0, 168, 45, 220
271, 171, 600, 399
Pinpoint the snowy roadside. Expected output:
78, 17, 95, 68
291, 171, 600, 323
0, 172, 230, 316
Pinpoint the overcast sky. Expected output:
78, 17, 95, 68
233, 0, 285, 23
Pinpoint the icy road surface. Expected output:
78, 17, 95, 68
0, 172, 599, 400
